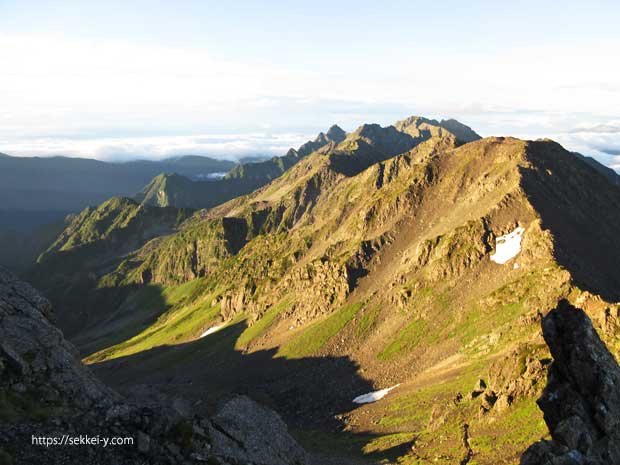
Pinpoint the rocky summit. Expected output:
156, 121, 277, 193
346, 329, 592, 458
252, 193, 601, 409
5, 115, 620, 465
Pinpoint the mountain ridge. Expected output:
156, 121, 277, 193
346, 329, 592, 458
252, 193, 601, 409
136, 124, 347, 210
136, 117, 481, 209
25, 116, 620, 465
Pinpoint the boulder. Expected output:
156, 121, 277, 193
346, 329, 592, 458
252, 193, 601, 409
209, 395, 308, 465
0, 267, 115, 408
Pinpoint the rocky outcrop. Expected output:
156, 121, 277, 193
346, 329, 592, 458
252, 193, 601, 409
394, 115, 481, 144
464, 344, 551, 418
0, 268, 308, 465
279, 259, 350, 321
296, 124, 346, 158
0, 267, 115, 409
209, 396, 307, 465
520, 300, 620, 465
345, 233, 393, 290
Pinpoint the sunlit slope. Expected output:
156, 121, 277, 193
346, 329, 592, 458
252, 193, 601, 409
36, 118, 620, 464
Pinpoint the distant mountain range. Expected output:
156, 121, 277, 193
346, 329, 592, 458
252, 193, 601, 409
572, 151, 620, 185
0, 153, 233, 270
136, 125, 348, 209
136, 117, 483, 209
0, 154, 236, 216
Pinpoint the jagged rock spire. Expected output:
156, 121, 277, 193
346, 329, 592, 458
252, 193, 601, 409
521, 300, 620, 465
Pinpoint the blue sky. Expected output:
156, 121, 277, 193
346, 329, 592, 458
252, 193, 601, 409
1, 0, 619, 168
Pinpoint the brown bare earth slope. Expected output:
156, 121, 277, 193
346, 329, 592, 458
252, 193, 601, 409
30, 117, 620, 465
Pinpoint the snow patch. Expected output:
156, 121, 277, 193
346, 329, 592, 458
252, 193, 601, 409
490, 227, 525, 264
199, 324, 225, 338
352, 384, 400, 404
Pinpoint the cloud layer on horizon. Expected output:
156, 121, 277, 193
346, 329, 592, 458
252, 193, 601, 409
2, 112, 620, 172
0, 34, 618, 170
553, 122, 620, 170
0, 132, 313, 161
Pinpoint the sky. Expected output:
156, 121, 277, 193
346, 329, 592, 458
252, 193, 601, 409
1, 0, 619, 169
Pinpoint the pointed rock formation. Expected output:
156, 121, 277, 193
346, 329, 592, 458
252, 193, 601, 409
297, 124, 347, 157
326, 124, 347, 143
521, 300, 620, 465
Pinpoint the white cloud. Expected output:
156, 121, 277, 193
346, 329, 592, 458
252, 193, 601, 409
536, 121, 620, 171
0, 132, 311, 161
1, 34, 619, 165
570, 122, 620, 134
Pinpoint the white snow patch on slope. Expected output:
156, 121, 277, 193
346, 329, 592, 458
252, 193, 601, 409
490, 227, 525, 264
352, 384, 400, 404
199, 324, 225, 338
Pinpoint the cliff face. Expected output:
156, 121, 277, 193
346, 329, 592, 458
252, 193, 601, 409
0, 268, 308, 465
521, 300, 620, 465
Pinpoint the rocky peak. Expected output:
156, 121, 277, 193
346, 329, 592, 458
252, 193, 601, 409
326, 124, 346, 143
352, 122, 384, 138
394, 115, 481, 143
438, 118, 482, 142
394, 115, 435, 129
297, 124, 347, 157
314, 131, 328, 145
521, 300, 620, 465
346, 123, 413, 148
394, 115, 444, 138
136, 173, 186, 207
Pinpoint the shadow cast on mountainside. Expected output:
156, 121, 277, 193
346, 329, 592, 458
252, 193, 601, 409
90, 321, 407, 462
38, 276, 168, 355
62, 283, 170, 355
92, 322, 374, 429
519, 146, 620, 302
91, 322, 422, 465
298, 429, 418, 464
27, 247, 173, 349
76, 285, 411, 465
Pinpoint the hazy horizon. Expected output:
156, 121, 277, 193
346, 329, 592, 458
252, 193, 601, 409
1, 0, 619, 169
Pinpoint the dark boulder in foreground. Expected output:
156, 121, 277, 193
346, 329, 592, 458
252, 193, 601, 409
0, 267, 308, 465
521, 300, 620, 465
